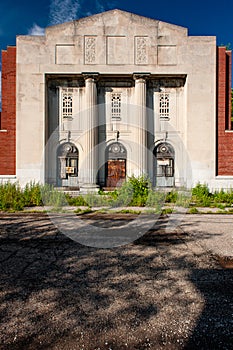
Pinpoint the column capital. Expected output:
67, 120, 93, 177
133, 72, 151, 81
82, 72, 99, 82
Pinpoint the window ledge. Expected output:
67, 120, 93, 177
0, 129, 7, 133
0, 175, 16, 178
225, 130, 233, 133
215, 175, 233, 179
160, 118, 170, 121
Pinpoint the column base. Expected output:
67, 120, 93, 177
79, 183, 100, 194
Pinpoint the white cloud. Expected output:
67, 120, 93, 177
28, 24, 45, 36
48, 0, 118, 25
85, 0, 118, 16
49, 0, 81, 25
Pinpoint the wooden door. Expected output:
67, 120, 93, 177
106, 159, 126, 188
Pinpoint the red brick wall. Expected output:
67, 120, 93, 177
217, 47, 233, 175
0, 46, 16, 175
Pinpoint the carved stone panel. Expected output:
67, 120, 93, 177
135, 36, 148, 64
107, 36, 127, 65
84, 36, 96, 64
56, 45, 76, 64
158, 46, 177, 65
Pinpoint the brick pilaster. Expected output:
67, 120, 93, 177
0, 46, 16, 175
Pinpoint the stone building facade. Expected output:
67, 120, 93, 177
0, 9, 232, 190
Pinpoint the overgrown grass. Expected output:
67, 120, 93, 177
66, 195, 88, 207
1, 180, 233, 212
0, 182, 69, 211
191, 183, 233, 207
74, 207, 93, 215
191, 183, 212, 207
188, 207, 199, 214
117, 209, 142, 214
165, 183, 233, 209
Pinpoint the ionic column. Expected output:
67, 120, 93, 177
133, 74, 149, 175
82, 74, 99, 188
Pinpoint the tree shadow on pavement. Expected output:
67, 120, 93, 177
0, 213, 232, 349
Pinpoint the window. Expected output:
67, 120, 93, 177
155, 143, 174, 177
111, 93, 121, 120
159, 92, 170, 119
58, 143, 78, 179
62, 88, 73, 118
156, 158, 174, 177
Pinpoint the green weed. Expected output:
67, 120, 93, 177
188, 207, 199, 214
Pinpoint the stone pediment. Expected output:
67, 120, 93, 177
45, 9, 188, 66
46, 9, 188, 38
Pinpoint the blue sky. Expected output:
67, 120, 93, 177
0, 0, 233, 104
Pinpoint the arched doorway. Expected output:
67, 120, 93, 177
154, 142, 175, 187
106, 142, 127, 188
57, 142, 79, 187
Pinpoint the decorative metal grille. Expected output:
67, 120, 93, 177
159, 93, 170, 119
111, 93, 121, 119
62, 88, 73, 118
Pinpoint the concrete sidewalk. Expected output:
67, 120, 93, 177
179, 214, 233, 264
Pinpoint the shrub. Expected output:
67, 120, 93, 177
40, 184, 67, 207
213, 189, 233, 206
191, 183, 212, 207
176, 191, 192, 208
162, 207, 174, 215
116, 175, 151, 207
23, 182, 43, 207
66, 195, 88, 206
166, 190, 178, 203
83, 193, 108, 207
192, 183, 210, 197
115, 179, 134, 206
146, 190, 166, 212
108, 190, 119, 201
0, 182, 24, 211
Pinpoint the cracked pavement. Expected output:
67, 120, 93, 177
0, 213, 232, 349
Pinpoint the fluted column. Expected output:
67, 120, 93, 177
133, 74, 148, 175
82, 74, 98, 188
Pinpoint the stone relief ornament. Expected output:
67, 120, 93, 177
85, 37, 96, 64
135, 37, 148, 64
